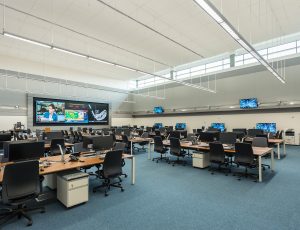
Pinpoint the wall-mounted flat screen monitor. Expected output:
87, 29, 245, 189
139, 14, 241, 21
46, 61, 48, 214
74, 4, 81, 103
211, 123, 225, 132
175, 123, 186, 130
256, 123, 276, 133
153, 123, 163, 129
33, 97, 109, 126
153, 106, 164, 114
240, 98, 258, 109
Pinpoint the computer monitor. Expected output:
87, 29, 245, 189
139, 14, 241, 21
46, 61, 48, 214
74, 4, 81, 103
232, 128, 247, 134
153, 106, 164, 114
43, 131, 64, 140
247, 129, 264, 137
219, 132, 237, 145
211, 123, 225, 132
92, 136, 114, 151
4, 141, 45, 162
240, 98, 258, 109
256, 123, 276, 133
153, 123, 163, 129
0, 133, 12, 149
175, 123, 186, 130
199, 132, 217, 143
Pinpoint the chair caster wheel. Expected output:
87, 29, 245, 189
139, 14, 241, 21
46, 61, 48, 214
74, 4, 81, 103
27, 222, 33, 227
121, 188, 124, 192
41, 209, 45, 214
105, 193, 108, 197
93, 189, 96, 193
211, 172, 214, 175
125, 175, 128, 178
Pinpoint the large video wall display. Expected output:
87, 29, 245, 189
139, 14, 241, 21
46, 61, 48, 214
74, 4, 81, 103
33, 97, 109, 126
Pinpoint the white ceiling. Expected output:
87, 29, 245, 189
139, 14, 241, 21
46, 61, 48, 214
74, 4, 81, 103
0, 0, 299, 86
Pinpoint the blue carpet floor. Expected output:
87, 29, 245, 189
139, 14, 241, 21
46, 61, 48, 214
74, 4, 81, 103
3, 145, 300, 230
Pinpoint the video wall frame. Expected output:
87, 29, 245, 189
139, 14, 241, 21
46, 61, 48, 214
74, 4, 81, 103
33, 97, 109, 126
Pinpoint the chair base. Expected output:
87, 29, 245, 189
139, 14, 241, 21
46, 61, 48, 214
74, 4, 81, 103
233, 167, 258, 182
0, 204, 45, 227
168, 157, 186, 166
152, 154, 169, 163
93, 178, 124, 196
208, 163, 231, 176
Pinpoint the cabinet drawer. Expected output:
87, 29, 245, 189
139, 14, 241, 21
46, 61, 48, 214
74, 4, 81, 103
67, 177, 89, 190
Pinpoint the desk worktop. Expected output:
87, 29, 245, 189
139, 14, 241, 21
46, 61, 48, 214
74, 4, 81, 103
0, 153, 133, 183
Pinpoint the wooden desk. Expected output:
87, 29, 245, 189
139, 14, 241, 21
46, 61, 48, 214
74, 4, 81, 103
0, 153, 136, 185
116, 135, 152, 156
161, 140, 274, 182
245, 138, 286, 159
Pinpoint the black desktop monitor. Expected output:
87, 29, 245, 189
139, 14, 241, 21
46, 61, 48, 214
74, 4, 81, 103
92, 136, 114, 151
219, 132, 237, 145
0, 133, 12, 149
199, 132, 217, 143
146, 127, 152, 132
43, 131, 64, 140
247, 129, 264, 137
232, 128, 247, 134
4, 140, 45, 162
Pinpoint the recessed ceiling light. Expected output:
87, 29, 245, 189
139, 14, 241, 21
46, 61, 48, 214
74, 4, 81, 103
289, 102, 295, 105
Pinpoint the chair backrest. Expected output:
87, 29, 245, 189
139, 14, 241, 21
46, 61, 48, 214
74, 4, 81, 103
102, 150, 123, 178
170, 137, 181, 156
209, 142, 225, 163
122, 135, 129, 143
155, 130, 161, 136
234, 142, 255, 165
252, 137, 268, 147
50, 138, 65, 155
278, 130, 283, 139
141, 132, 149, 138
2, 160, 40, 203
154, 136, 164, 153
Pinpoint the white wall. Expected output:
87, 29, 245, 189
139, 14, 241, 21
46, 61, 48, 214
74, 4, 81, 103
111, 118, 133, 127
0, 116, 27, 131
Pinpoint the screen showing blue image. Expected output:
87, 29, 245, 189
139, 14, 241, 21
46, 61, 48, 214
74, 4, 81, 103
240, 98, 258, 109
256, 123, 276, 133
153, 106, 164, 114
175, 123, 186, 130
211, 123, 225, 132
154, 123, 163, 129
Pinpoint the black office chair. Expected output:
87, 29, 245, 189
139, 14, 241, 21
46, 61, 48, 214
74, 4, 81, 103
73, 131, 80, 143
168, 138, 186, 166
135, 132, 149, 152
209, 142, 230, 175
0, 161, 45, 226
77, 131, 83, 142
252, 137, 271, 170
234, 143, 258, 181
122, 135, 132, 153
152, 136, 169, 163
93, 150, 124, 196
49, 138, 65, 156
113, 142, 128, 179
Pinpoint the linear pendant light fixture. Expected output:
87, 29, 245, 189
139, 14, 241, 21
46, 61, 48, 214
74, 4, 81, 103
193, 0, 286, 84
2, 31, 215, 92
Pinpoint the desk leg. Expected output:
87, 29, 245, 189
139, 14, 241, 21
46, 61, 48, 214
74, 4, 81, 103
131, 157, 135, 185
148, 142, 151, 160
258, 156, 262, 182
277, 143, 281, 160
271, 149, 274, 172
131, 141, 133, 155
283, 141, 286, 157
